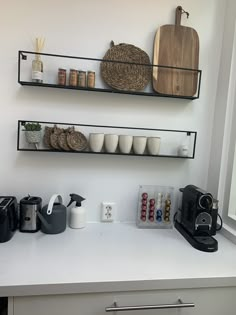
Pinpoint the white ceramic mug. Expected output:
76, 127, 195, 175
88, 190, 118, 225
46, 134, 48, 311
133, 136, 147, 155
147, 137, 161, 155
104, 134, 119, 153
89, 133, 104, 152
119, 135, 133, 154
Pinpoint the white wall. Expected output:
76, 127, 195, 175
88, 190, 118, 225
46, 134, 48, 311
208, 0, 236, 199
0, 0, 225, 222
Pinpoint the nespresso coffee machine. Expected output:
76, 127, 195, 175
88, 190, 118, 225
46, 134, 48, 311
174, 185, 220, 252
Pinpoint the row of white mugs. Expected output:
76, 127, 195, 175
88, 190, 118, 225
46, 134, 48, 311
89, 133, 161, 155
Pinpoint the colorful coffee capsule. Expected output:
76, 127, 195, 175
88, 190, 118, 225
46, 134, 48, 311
141, 210, 146, 216
149, 198, 155, 206
165, 199, 171, 206
149, 205, 155, 211
165, 205, 171, 212
142, 199, 147, 206
164, 216, 170, 222
141, 215, 146, 222
157, 202, 162, 207
142, 205, 147, 211
142, 193, 148, 200
149, 210, 154, 216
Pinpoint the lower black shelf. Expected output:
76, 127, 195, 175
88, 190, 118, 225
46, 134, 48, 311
17, 120, 197, 159
17, 147, 193, 159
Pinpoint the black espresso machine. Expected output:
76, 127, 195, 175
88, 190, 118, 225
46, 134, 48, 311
174, 185, 221, 252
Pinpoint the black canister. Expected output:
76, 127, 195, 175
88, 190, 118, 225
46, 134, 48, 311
19, 196, 42, 232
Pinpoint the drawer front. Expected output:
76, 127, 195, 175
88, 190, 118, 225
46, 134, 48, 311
13, 287, 236, 315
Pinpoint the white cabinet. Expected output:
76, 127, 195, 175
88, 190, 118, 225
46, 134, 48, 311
13, 286, 236, 315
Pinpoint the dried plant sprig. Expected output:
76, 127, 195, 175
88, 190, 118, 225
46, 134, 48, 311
34, 37, 45, 53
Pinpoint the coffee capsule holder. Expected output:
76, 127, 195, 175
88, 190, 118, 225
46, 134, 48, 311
137, 185, 175, 229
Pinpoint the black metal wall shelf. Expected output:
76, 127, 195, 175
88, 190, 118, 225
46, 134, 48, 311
18, 51, 202, 100
17, 120, 197, 159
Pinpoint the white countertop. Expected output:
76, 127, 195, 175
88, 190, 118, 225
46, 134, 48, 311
1, 223, 236, 297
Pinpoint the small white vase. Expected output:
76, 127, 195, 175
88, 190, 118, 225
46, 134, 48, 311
133, 136, 147, 154
147, 137, 161, 155
119, 135, 133, 154
178, 145, 189, 157
104, 134, 119, 153
89, 133, 104, 152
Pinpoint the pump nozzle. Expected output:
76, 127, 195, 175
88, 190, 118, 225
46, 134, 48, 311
67, 193, 85, 207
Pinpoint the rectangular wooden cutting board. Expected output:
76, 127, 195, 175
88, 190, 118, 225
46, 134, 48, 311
153, 6, 199, 97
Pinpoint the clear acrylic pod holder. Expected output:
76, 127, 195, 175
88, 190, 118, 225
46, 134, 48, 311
137, 185, 175, 229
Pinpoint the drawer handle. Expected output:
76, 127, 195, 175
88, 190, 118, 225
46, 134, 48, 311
106, 299, 195, 312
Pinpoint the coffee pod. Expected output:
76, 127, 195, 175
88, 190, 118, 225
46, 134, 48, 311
149, 216, 154, 222
164, 216, 170, 222
141, 215, 146, 222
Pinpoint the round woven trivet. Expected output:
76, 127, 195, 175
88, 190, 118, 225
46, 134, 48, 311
43, 126, 53, 148
100, 41, 151, 91
66, 127, 88, 151
50, 126, 64, 150
58, 130, 71, 151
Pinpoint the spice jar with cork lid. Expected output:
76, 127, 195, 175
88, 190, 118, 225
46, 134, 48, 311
78, 71, 87, 87
58, 68, 67, 86
69, 69, 78, 86
87, 71, 95, 88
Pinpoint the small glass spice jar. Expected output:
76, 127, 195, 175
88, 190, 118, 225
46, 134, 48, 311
78, 71, 87, 87
69, 69, 78, 86
58, 68, 67, 86
87, 71, 95, 88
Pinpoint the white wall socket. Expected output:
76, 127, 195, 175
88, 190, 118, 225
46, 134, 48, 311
101, 202, 115, 222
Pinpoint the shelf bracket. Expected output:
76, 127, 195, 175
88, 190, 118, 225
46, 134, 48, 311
20, 52, 27, 60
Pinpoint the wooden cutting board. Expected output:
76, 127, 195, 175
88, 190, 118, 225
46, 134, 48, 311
153, 6, 199, 97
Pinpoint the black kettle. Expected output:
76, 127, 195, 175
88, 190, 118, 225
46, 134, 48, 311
37, 194, 67, 234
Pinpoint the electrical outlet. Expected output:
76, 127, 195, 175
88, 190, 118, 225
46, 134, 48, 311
101, 202, 115, 222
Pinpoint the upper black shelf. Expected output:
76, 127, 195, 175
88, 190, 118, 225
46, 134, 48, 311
18, 50, 201, 100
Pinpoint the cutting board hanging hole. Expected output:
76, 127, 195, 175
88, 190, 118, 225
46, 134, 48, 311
176, 6, 189, 26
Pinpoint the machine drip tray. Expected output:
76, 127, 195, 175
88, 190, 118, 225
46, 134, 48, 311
174, 220, 218, 252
